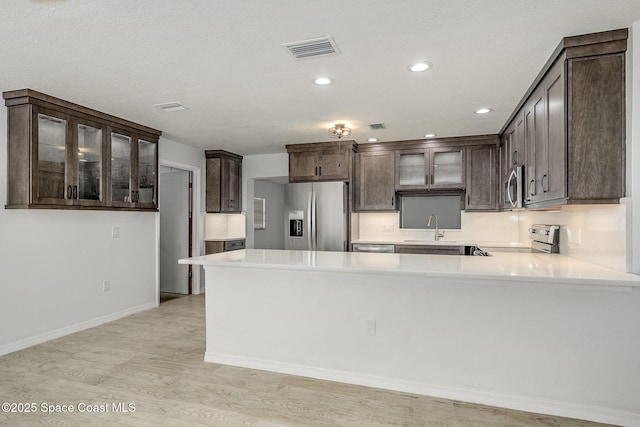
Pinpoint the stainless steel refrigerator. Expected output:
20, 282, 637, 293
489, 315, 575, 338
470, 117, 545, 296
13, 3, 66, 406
284, 181, 348, 251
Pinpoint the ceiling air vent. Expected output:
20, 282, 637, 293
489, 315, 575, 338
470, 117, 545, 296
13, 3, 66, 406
282, 36, 340, 60
368, 123, 387, 130
154, 102, 187, 112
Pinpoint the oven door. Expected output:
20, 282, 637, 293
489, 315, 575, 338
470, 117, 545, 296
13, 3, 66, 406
504, 165, 523, 209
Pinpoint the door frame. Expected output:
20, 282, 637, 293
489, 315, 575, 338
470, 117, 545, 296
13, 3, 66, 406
156, 160, 203, 305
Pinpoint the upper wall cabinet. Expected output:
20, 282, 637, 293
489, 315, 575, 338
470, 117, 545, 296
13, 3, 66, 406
205, 150, 243, 213
466, 143, 498, 211
3, 89, 161, 210
286, 140, 357, 183
395, 146, 465, 191
355, 150, 396, 211
500, 28, 627, 209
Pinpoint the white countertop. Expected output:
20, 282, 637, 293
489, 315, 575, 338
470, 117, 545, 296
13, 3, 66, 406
180, 249, 640, 288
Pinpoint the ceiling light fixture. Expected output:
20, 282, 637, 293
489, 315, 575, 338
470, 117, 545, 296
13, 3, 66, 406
154, 102, 187, 112
408, 61, 432, 72
367, 138, 378, 142
328, 123, 351, 139
424, 133, 436, 138
313, 77, 333, 86
474, 107, 492, 115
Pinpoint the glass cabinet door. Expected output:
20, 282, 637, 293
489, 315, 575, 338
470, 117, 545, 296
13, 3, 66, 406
77, 122, 103, 204
36, 113, 69, 203
137, 139, 157, 206
110, 133, 132, 204
431, 148, 464, 188
397, 152, 427, 188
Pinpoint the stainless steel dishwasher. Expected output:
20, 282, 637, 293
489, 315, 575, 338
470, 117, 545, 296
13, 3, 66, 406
352, 243, 396, 253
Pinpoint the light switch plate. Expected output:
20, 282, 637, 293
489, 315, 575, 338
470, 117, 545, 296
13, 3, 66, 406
112, 227, 120, 238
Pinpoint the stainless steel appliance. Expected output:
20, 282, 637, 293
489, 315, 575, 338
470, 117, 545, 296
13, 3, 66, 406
503, 165, 524, 209
529, 224, 560, 253
352, 243, 395, 253
284, 181, 347, 251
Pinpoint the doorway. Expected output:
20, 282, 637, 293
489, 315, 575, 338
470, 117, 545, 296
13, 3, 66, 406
159, 166, 192, 297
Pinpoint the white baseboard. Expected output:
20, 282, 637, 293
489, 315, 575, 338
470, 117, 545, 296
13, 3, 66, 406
0, 302, 156, 356
205, 351, 640, 427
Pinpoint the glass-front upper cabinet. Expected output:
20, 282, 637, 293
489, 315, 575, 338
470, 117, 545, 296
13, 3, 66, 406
396, 147, 465, 190
3, 89, 161, 210
137, 139, 157, 208
34, 108, 106, 207
110, 132, 132, 207
75, 119, 104, 206
35, 110, 70, 205
108, 130, 158, 209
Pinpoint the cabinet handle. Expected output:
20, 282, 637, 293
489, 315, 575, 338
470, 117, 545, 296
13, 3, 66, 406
542, 174, 548, 193
133, 190, 138, 203
391, 197, 394, 207
315, 166, 318, 176
467, 194, 470, 206
73, 185, 78, 199
67, 185, 73, 200
319, 166, 322, 176
512, 150, 518, 165
529, 179, 536, 196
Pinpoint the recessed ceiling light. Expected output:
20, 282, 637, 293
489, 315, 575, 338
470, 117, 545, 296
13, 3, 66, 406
313, 77, 333, 86
408, 61, 432, 72
367, 138, 379, 142
424, 133, 436, 138
474, 108, 492, 115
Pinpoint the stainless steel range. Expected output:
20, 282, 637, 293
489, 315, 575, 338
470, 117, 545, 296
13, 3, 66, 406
528, 224, 560, 253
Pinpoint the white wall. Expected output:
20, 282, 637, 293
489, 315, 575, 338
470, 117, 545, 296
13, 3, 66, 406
158, 137, 207, 293
0, 112, 208, 355
241, 153, 289, 248
0, 103, 158, 355
631, 21, 640, 274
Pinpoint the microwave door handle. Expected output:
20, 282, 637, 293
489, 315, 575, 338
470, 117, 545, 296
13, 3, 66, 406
507, 169, 517, 208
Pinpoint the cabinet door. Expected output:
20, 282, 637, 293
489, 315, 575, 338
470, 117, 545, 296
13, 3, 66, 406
466, 144, 497, 211
318, 149, 349, 180
513, 113, 525, 167
109, 130, 134, 208
221, 157, 242, 212
32, 107, 74, 206
430, 147, 465, 189
136, 138, 158, 208
543, 62, 566, 202
289, 151, 320, 182
396, 149, 428, 190
74, 118, 106, 207
357, 151, 396, 211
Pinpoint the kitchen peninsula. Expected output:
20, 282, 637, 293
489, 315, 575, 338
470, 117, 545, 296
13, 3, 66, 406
180, 249, 640, 425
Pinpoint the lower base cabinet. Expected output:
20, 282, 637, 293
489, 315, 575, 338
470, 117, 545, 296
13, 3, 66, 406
205, 239, 246, 255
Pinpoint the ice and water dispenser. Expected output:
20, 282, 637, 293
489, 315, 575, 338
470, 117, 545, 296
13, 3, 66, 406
289, 210, 304, 237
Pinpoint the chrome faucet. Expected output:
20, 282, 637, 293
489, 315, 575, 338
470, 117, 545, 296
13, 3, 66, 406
427, 214, 444, 241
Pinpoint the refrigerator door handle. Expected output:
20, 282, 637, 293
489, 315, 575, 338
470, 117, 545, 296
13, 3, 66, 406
307, 191, 313, 250
311, 191, 317, 250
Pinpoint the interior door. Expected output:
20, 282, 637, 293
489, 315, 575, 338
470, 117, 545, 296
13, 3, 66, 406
160, 169, 190, 294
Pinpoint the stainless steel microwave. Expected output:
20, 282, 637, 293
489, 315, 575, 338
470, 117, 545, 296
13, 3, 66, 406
503, 165, 524, 209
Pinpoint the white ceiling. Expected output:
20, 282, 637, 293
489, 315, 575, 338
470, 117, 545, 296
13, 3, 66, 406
2, 0, 640, 155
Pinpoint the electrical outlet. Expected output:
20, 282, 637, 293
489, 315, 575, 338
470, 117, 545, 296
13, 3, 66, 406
111, 227, 120, 238
366, 319, 376, 336
382, 224, 394, 232
103, 280, 111, 292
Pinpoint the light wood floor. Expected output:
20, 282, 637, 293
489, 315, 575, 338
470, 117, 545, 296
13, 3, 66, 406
0, 294, 613, 426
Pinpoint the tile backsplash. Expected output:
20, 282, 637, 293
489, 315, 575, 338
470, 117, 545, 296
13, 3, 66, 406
355, 202, 628, 272
205, 213, 246, 240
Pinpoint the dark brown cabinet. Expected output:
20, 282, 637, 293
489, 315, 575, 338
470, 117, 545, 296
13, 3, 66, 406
466, 144, 498, 211
3, 89, 160, 210
286, 141, 356, 183
502, 28, 627, 209
395, 244, 466, 255
205, 150, 243, 213
355, 150, 396, 211
205, 239, 246, 254
395, 147, 465, 191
